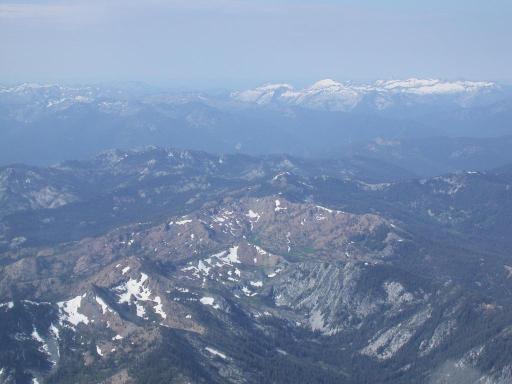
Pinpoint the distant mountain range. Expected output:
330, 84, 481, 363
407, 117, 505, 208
231, 78, 500, 111
1, 80, 512, 172
1, 78, 501, 114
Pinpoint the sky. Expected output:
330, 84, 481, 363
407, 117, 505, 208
0, 0, 511, 88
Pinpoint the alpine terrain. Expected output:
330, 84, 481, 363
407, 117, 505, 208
1, 147, 512, 383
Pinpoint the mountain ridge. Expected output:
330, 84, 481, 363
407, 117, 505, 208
231, 78, 499, 111
1, 148, 512, 383
1, 80, 512, 166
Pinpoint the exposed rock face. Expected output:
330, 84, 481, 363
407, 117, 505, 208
0, 167, 79, 216
1, 149, 511, 384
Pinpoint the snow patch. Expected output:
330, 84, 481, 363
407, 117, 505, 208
153, 296, 167, 320
0, 302, 14, 310
49, 323, 60, 340
246, 210, 260, 221
115, 273, 166, 320
274, 199, 287, 212
31, 327, 50, 357
200, 296, 220, 309
205, 347, 227, 359
95, 296, 112, 314
200, 296, 214, 306
57, 295, 90, 327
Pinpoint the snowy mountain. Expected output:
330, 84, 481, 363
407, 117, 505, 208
1, 80, 511, 166
231, 78, 499, 111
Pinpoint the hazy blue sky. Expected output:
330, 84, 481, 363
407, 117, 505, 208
1, 0, 511, 88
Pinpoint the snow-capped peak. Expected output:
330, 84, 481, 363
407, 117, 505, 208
231, 83, 293, 105
374, 78, 496, 95
231, 78, 498, 111
257, 83, 294, 91
309, 78, 343, 90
